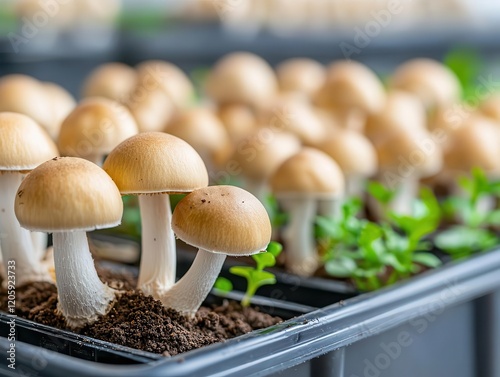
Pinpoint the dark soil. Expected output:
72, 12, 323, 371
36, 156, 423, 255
0, 268, 282, 356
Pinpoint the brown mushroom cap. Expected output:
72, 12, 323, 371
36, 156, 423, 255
135, 60, 194, 109
166, 108, 232, 167
58, 97, 138, 159
0, 112, 58, 172
232, 130, 301, 181
102, 132, 208, 195
276, 58, 325, 97
43, 82, 76, 139
15, 157, 123, 233
317, 129, 377, 177
126, 87, 175, 133
205, 52, 278, 110
271, 147, 345, 197
0, 74, 53, 132
316, 60, 385, 115
82, 63, 137, 103
172, 185, 271, 256
390, 58, 461, 110
479, 95, 500, 123
217, 104, 256, 143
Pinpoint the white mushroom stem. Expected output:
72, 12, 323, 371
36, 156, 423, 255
317, 197, 342, 218
53, 231, 116, 329
0, 173, 51, 286
31, 232, 48, 260
280, 196, 318, 276
345, 174, 366, 198
244, 177, 268, 205
137, 194, 176, 298
390, 177, 420, 215
159, 249, 226, 317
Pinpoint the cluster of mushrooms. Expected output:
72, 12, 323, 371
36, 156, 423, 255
0, 52, 497, 329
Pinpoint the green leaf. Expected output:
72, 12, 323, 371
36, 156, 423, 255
325, 257, 357, 278
379, 253, 407, 272
434, 226, 499, 256
229, 266, 254, 279
252, 252, 276, 271
251, 270, 277, 287
368, 181, 395, 205
412, 253, 442, 268
485, 210, 500, 226
214, 277, 233, 292
266, 241, 283, 258
443, 48, 481, 99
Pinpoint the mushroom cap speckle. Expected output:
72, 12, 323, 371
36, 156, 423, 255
15, 157, 123, 233
172, 185, 271, 256
103, 132, 208, 194
0, 112, 59, 172
271, 148, 345, 198
58, 97, 138, 159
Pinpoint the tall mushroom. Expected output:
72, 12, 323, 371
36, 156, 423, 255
103, 132, 208, 298
15, 157, 123, 329
0, 112, 58, 286
271, 148, 345, 276
316, 128, 377, 198
160, 185, 271, 317
58, 97, 138, 166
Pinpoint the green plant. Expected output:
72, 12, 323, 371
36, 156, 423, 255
436, 168, 500, 259
322, 188, 441, 291
214, 242, 283, 307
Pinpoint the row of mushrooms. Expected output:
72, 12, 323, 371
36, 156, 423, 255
1, 51, 497, 303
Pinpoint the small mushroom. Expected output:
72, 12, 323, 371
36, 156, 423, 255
127, 87, 175, 133
206, 52, 278, 111
43, 82, 76, 140
276, 58, 326, 98
390, 58, 461, 112
160, 185, 271, 316
58, 97, 138, 165
82, 62, 138, 104
103, 132, 208, 298
217, 104, 257, 144
15, 157, 123, 329
231, 130, 301, 203
166, 108, 232, 176
315, 60, 385, 132
271, 148, 345, 276
479, 95, 500, 123
0, 112, 58, 286
316, 128, 377, 197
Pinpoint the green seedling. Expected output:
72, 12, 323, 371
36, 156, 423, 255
214, 242, 283, 307
264, 194, 288, 229
436, 168, 500, 258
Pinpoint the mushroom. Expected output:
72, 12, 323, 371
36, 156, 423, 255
479, 94, 500, 123
314, 60, 385, 132
103, 132, 208, 298
14, 157, 123, 329
270, 148, 345, 276
166, 108, 232, 177
276, 58, 326, 98
58, 97, 138, 165
390, 58, 461, 112
316, 128, 377, 198
82, 62, 138, 104
231, 129, 301, 203
43, 82, 77, 140
160, 185, 271, 316
127, 87, 175, 133
217, 104, 257, 144
205, 52, 278, 111
0, 112, 58, 286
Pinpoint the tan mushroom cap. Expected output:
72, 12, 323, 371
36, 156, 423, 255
82, 63, 137, 103
103, 132, 208, 195
276, 58, 326, 97
258, 95, 325, 145
0, 74, 53, 131
172, 185, 271, 256
217, 104, 256, 143
58, 98, 138, 159
166, 108, 232, 167
15, 157, 123, 233
390, 58, 461, 109
365, 91, 426, 146
126, 87, 175, 133
479, 95, 500, 123
446, 115, 500, 175
232, 130, 301, 181
135, 60, 194, 109
43, 82, 76, 139
0, 112, 58, 172
205, 52, 278, 110
317, 129, 377, 177
271, 148, 345, 197
376, 127, 443, 179
316, 60, 385, 114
